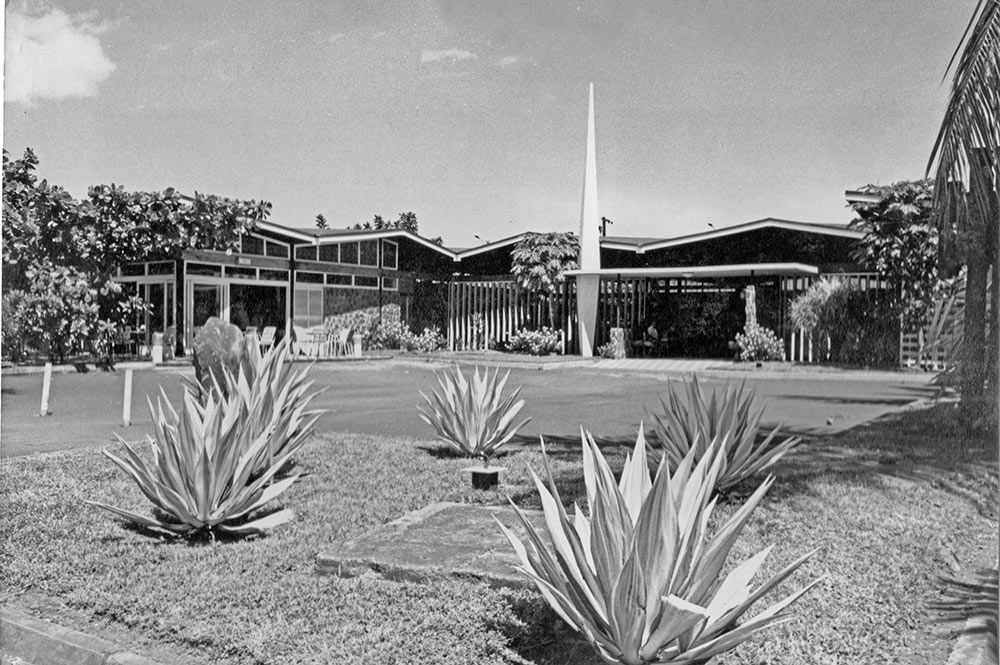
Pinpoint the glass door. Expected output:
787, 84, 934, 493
186, 282, 226, 348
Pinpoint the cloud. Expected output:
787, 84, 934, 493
5, 8, 116, 105
498, 55, 522, 67
420, 47, 477, 64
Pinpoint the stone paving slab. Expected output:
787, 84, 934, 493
316, 502, 550, 589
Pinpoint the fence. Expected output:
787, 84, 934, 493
781, 273, 892, 363
447, 279, 576, 353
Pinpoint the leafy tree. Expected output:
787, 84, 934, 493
848, 180, 941, 331
510, 231, 579, 328
927, 0, 998, 429
2, 148, 271, 361
315, 213, 328, 229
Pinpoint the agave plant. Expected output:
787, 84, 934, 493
499, 428, 823, 665
186, 336, 325, 477
417, 365, 531, 465
87, 340, 323, 536
646, 376, 799, 491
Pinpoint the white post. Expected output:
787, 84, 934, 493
39, 362, 52, 417
122, 369, 134, 427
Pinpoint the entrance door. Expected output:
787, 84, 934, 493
187, 282, 226, 348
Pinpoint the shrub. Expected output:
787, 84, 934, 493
499, 427, 823, 665
734, 323, 784, 362
508, 327, 560, 356
192, 317, 245, 396
417, 366, 530, 465
646, 376, 799, 491
405, 326, 446, 353
86, 337, 323, 536
789, 278, 898, 366
369, 319, 410, 350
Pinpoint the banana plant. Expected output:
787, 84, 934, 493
499, 427, 823, 664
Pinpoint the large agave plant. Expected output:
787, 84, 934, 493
417, 365, 531, 465
187, 336, 325, 477
87, 340, 323, 536
647, 376, 799, 491
499, 428, 823, 665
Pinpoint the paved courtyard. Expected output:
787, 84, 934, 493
0, 358, 936, 457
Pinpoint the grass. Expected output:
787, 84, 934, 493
1, 402, 996, 664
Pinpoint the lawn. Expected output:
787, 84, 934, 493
1, 402, 996, 664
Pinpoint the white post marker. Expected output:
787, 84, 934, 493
39, 362, 52, 417
122, 369, 134, 427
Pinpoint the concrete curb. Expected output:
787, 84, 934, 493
947, 615, 997, 665
1, 606, 167, 665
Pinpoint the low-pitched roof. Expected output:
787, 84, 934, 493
257, 221, 457, 258
604, 218, 861, 254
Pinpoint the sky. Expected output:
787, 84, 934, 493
3, 0, 974, 247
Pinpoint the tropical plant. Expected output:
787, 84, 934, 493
498, 427, 823, 665
511, 232, 579, 329
789, 278, 897, 366
191, 317, 246, 397
848, 180, 941, 332
646, 376, 799, 492
733, 323, 784, 362
2, 148, 271, 359
927, 0, 998, 426
88, 336, 323, 536
508, 326, 561, 356
417, 366, 530, 465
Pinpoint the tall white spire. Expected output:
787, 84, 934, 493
579, 83, 600, 270
576, 83, 600, 356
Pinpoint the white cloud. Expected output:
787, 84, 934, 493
498, 55, 521, 67
420, 47, 477, 64
5, 8, 116, 106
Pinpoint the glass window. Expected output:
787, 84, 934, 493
326, 273, 352, 286
359, 240, 378, 266
382, 277, 398, 291
354, 275, 378, 289
225, 266, 257, 280
265, 241, 289, 258
382, 241, 398, 270
296, 245, 317, 261
319, 244, 338, 263
241, 236, 265, 256
120, 263, 145, 277
340, 242, 358, 265
187, 263, 223, 277
149, 262, 174, 275
259, 269, 289, 282
296, 271, 324, 284
293, 287, 324, 328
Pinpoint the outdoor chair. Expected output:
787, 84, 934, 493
333, 328, 352, 357
259, 326, 276, 350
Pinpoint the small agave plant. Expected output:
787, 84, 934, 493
499, 427, 823, 665
647, 376, 799, 491
87, 338, 323, 536
417, 365, 531, 466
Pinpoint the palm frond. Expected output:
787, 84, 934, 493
927, 0, 1000, 231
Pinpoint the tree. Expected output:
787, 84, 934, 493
2, 148, 272, 361
350, 212, 419, 233
315, 213, 328, 229
848, 180, 942, 331
510, 232, 579, 328
927, 0, 999, 428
